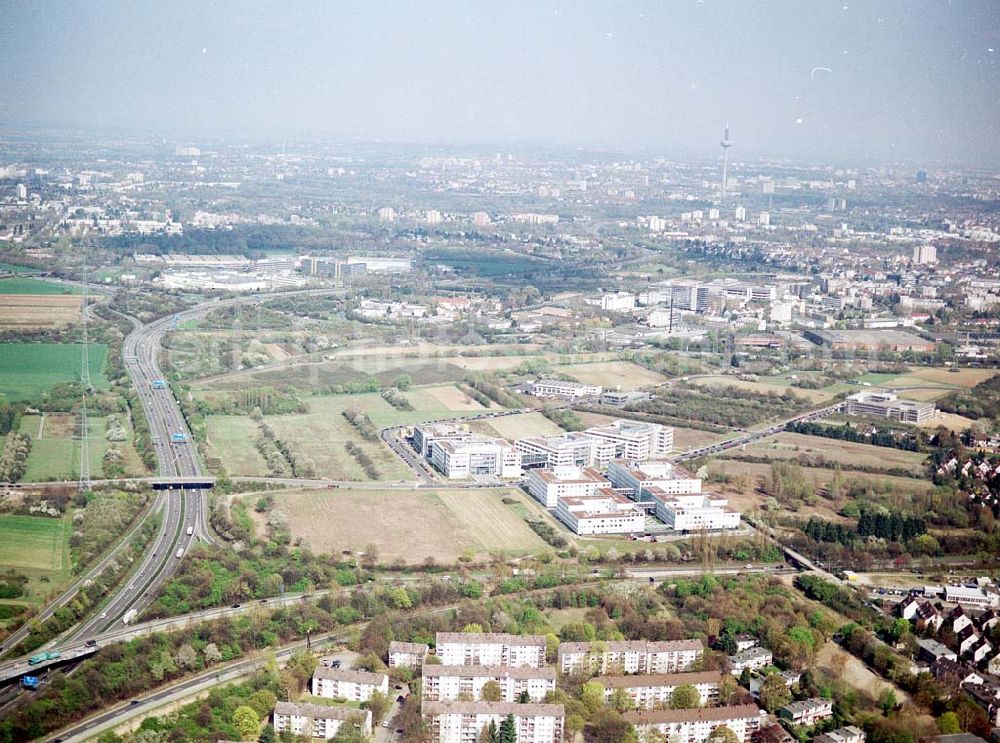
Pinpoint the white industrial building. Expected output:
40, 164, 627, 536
555, 489, 646, 535
526, 466, 609, 508
435, 633, 547, 669
413, 422, 471, 458
422, 665, 557, 703
430, 436, 522, 479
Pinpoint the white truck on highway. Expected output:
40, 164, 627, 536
176, 548, 184, 559
122, 608, 138, 625
186, 526, 194, 536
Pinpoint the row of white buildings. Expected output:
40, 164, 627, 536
526, 458, 741, 535
414, 417, 673, 481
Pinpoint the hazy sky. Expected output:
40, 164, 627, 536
2, 0, 998, 163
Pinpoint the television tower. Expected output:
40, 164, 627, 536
720, 123, 733, 204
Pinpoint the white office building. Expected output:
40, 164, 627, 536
422, 665, 557, 703
430, 437, 522, 479
516, 432, 615, 469
528, 379, 603, 399
606, 459, 700, 502
413, 422, 471, 458
273, 702, 372, 740
555, 489, 646, 536
435, 633, 547, 669
526, 466, 609, 508
558, 639, 703, 675
654, 492, 741, 532
583, 420, 674, 460
422, 701, 564, 743
845, 391, 936, 424
311, 667, 389, 702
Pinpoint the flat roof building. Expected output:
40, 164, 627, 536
516, 431, 615, 469
430, 436, 522, 479
584, 420, 673, 460
606, 459, 700, 503
654, 491, 741, 532
555, 488, 646, 536
526, 465, 609, 508
845, 391, 936, 424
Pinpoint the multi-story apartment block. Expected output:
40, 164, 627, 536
623, 704, 765, 743
584, 421, 673, 460
526, 466, 609, 508
388, 641, 430, 669
516, 432, 615, 469
605, 459, 698, 503
845, 391, 936, 424
779, 698, 834, 727
559, 639, 703, 676
598, 671, 723, 709
654, 492, 742, 532
430, 436, 522, 479
435, 633, 547, 669
273, 702, 372, 740
555, 489, 646, 535
421, 701, 564, 743
311, 667, 389, 702
422, 665, 557, 703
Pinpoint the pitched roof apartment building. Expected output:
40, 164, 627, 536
273, 702, 372, 740
558, 639, 703, 675
597, 670, 724, 708
421, 701, 564, 743
435, 632, 547, 669
311, 667, 389, 702
623, 704, 765, 743
388, 641, 430, 669
422, 665, 557, 703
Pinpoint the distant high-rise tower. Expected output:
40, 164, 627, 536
720, 124, 733, 203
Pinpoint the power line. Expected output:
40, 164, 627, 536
79, 245, 91, 493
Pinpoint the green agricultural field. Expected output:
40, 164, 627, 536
204, 416, 269, 477
0, 262, 41, 274
0, 513, 72, 605
20, 414, 111, 482
0, 278, 83, 295
0, 343, 108, 401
